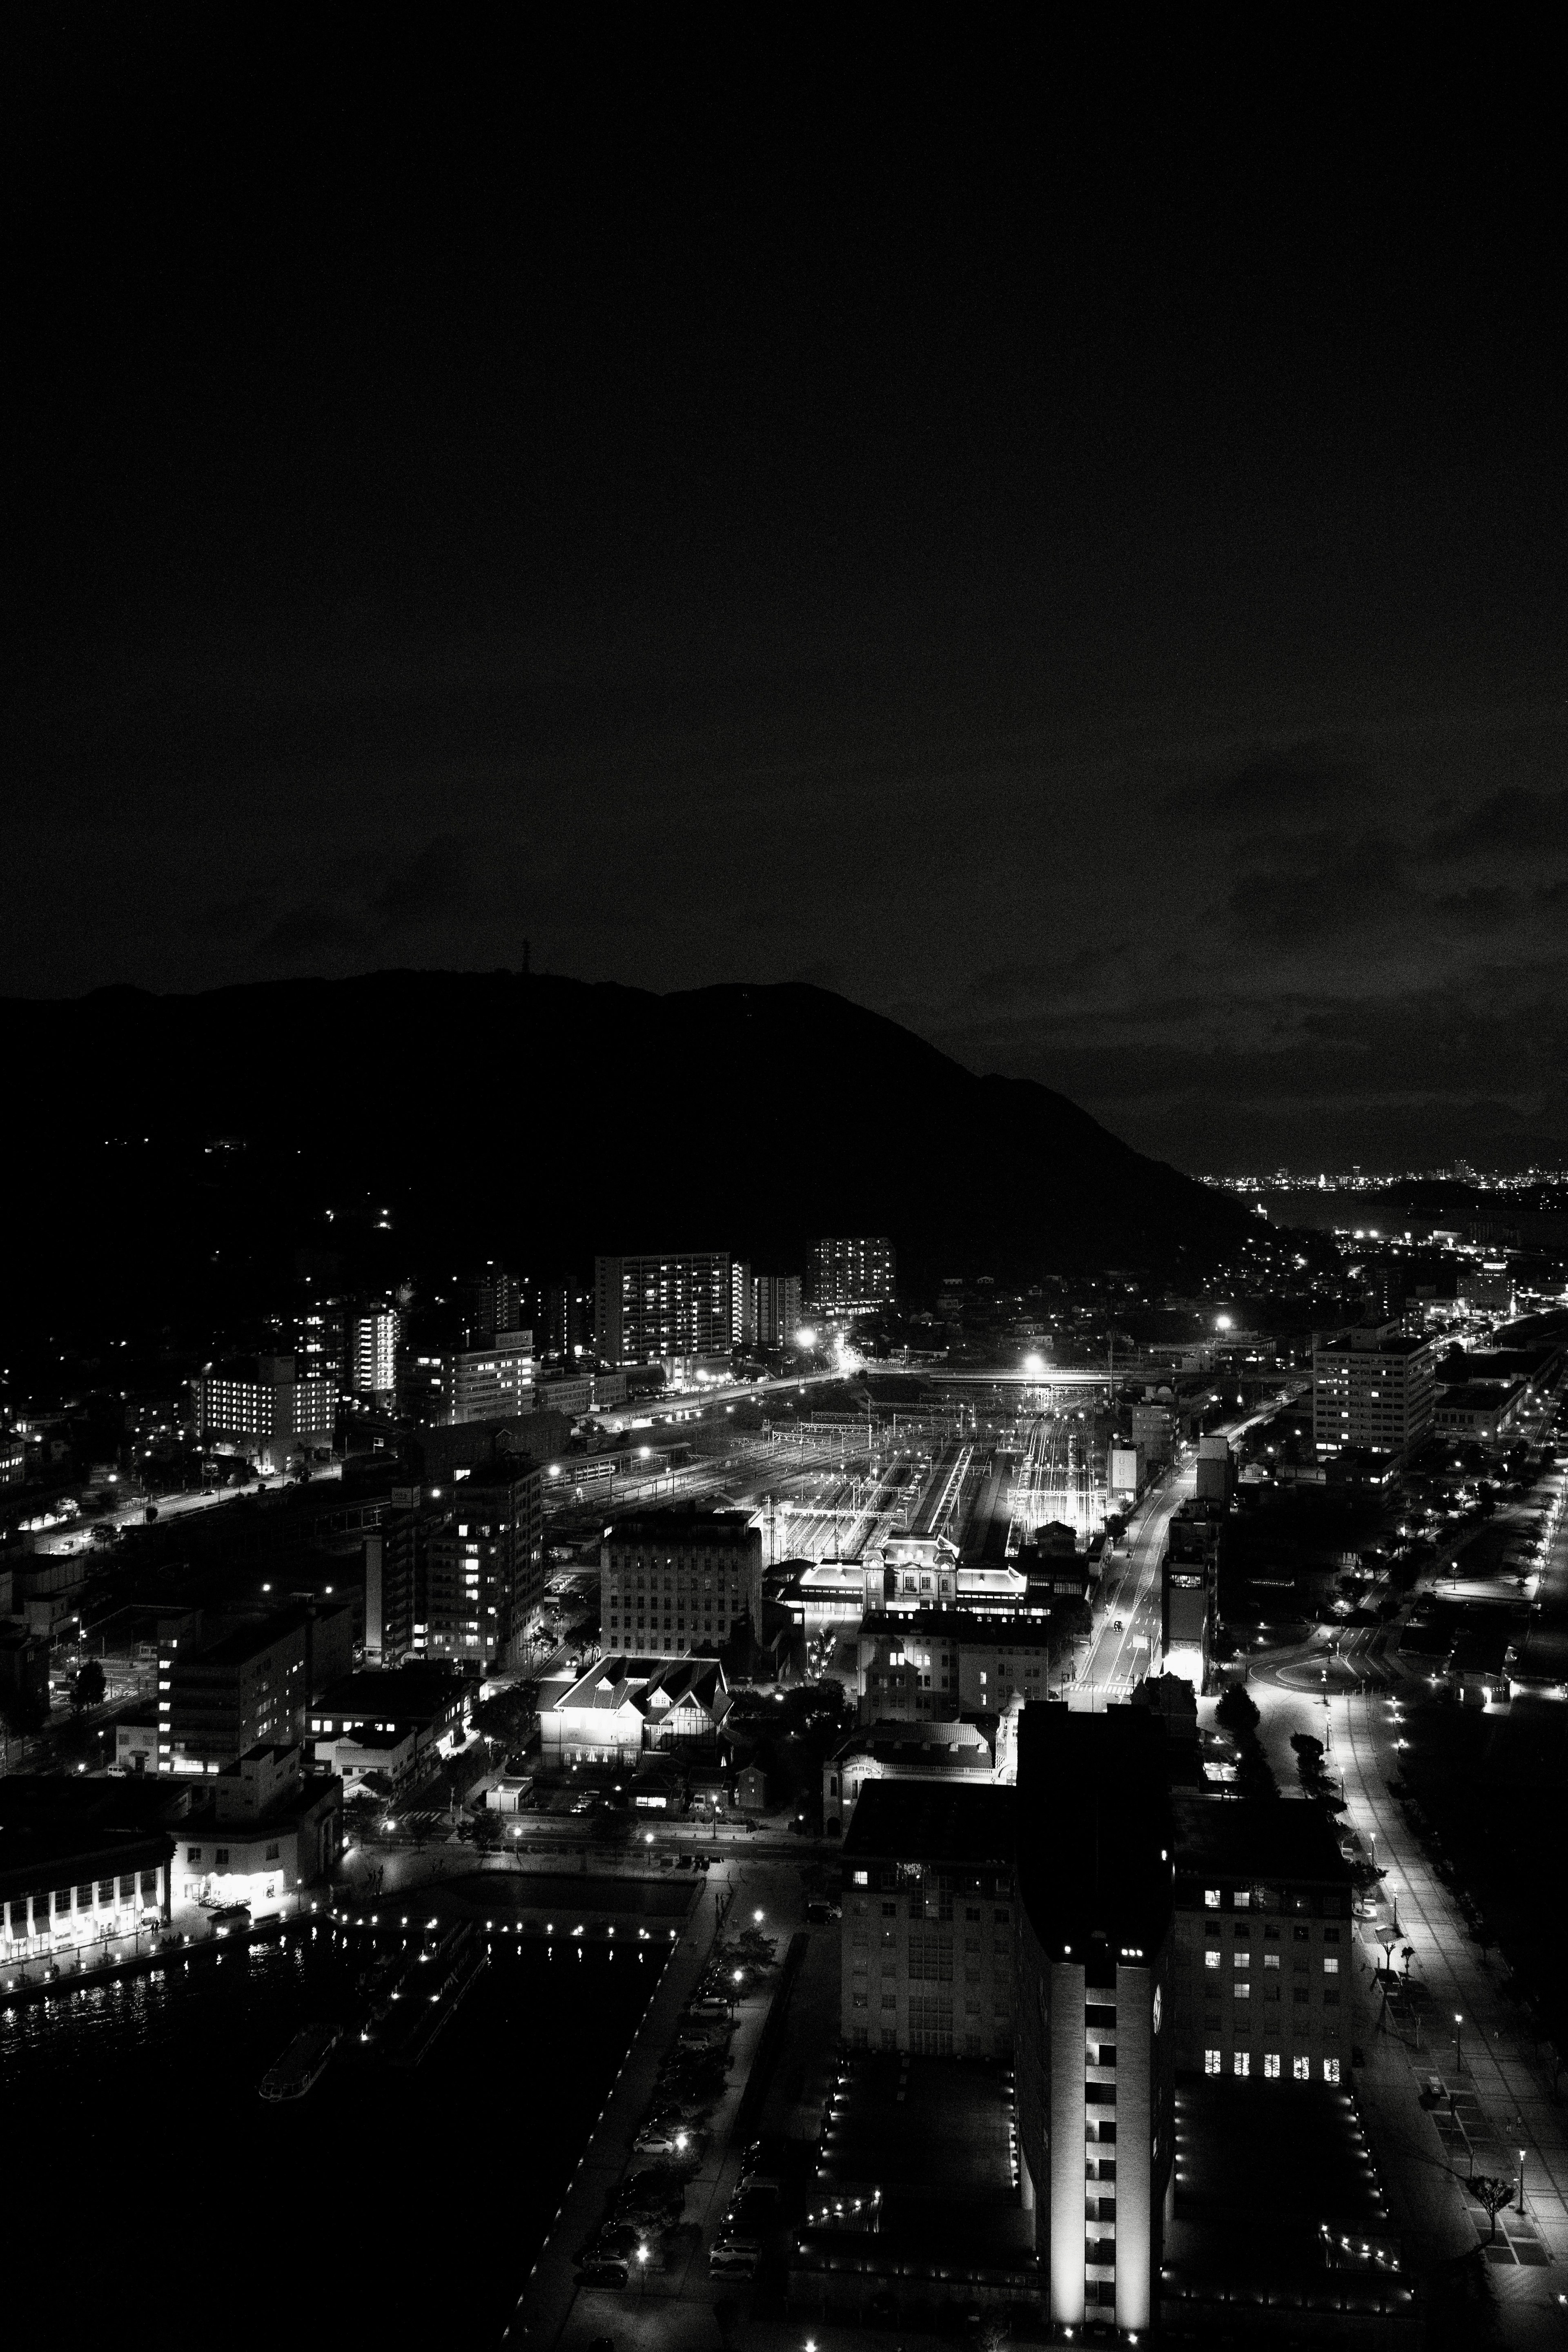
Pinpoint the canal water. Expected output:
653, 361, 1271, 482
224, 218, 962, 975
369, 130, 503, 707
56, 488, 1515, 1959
1, 1923, 664, 2349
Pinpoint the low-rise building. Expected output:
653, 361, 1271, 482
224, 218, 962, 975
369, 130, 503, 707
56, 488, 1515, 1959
539, 1653, 732, 1768
173, 1744, 343, 1907
1431, 1379, 1526, 1443
0, 1778, 184, 1956
309, 1665, 470, 1785
824, 1717, 996, 1835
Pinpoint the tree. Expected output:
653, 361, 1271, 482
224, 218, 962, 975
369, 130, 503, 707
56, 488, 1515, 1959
1216, 1683, 1260, 1736
69, 1659, 107, 1714
1470, 2176, 1515, 2244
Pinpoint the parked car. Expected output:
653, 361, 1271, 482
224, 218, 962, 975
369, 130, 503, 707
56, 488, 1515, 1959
708, 2247, 757, 2278
575, 2261, 628, 2289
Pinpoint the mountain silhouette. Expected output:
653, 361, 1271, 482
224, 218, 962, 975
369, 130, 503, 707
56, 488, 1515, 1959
5, 971, 1249, 1354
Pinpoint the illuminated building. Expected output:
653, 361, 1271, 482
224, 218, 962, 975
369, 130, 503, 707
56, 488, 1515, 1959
807, 1235, 896, 1314
449, 1328, 534, 1424
189, 1354, 336, 1477
856, 1609, 1060, 1722
310, 1665, 470, 1785
173, 1744, 343, 1907
839, 1781, 1017, 2057
348, 1303, 400, 1398
156, 1610, 311, 1775
0, 1777, 183, 1956
1169, 1793, 1354, 2087
539, 1653, 733, 1767
1312, 1325, 1438, 1466
600, 1506, 762, 1650
731, 1257, 754, 1348
593, 1251, 734, 1365
422, 1457, 545, 1665
753, 1270, 802, 1348
1161, 1504, 1222, 1693
1014, 1706, 1174, 2338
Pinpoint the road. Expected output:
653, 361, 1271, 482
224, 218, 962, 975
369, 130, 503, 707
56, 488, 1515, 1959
1071, 1390, 1306, 1705
1332, 1683, 1568, 2303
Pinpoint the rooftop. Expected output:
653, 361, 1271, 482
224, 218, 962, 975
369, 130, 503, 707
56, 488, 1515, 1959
1169, 1791, 1354, 1890
840, 1779, 1016, 1866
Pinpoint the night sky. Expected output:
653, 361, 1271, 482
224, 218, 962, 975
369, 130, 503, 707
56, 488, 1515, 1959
7, 26, 1566, 1173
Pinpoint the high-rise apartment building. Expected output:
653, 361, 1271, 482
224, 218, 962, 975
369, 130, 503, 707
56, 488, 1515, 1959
593, 1253, 733, 1366
1312, 1325, 1439, 1465
600, 1506, 762, 1651
457, 1265, 523, 1347
449, 1329, 534, 1424
189, 1356, 336, 1477
373, 1462, 544, 1668
543, 1281, 590, 1362
753, 1271, 803, 1348
807, 1236, 896, 1314
731, 1259, 755, 1350
423, 1460, 546, 1666
348, 1304, 399, 1399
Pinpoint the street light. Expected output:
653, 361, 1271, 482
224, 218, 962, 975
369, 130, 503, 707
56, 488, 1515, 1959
1455, 2013, 1464, 2075
636, 2244, 649, 2299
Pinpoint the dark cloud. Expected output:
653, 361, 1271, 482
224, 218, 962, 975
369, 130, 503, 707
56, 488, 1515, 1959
1227, 832, 1406, 938
1164, 741, 1360, 820
1419, 785, 1568, 864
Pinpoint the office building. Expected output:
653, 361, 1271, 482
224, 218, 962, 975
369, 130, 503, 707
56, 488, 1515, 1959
753, 1270, 802, 1348
347, 1303, 400, 1399
1168, 1793, 1354, 2088
600, 1506, 762, 1651
449, 1328, 534, 1424
156, 1611, 310, 1775
593, 1252, 733, 1366
189, 1355, 336, 1477
807, 1236, 896, 1314
840, 1780, 1018, 2058
1312, 1325, 1439, 1466
1014, 1706, 1175, 2338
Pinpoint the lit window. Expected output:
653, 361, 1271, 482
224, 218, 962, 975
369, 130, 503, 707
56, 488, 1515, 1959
1323, 2057, 1341, 2084
1205, 1949, 1221, 1969
1293, 2056, 1310, 2081
1324, 1957, 1339, 1975
1204, 1888, 1221, 1910
1233, 2051, 1250, 2077
1263, 2052, 1281, 2078
1204, 2049, 1221, 2076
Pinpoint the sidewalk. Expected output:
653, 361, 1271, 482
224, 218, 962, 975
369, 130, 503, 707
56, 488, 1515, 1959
513, 1858, 804, 2352
1335, 1686, 1568, 2336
